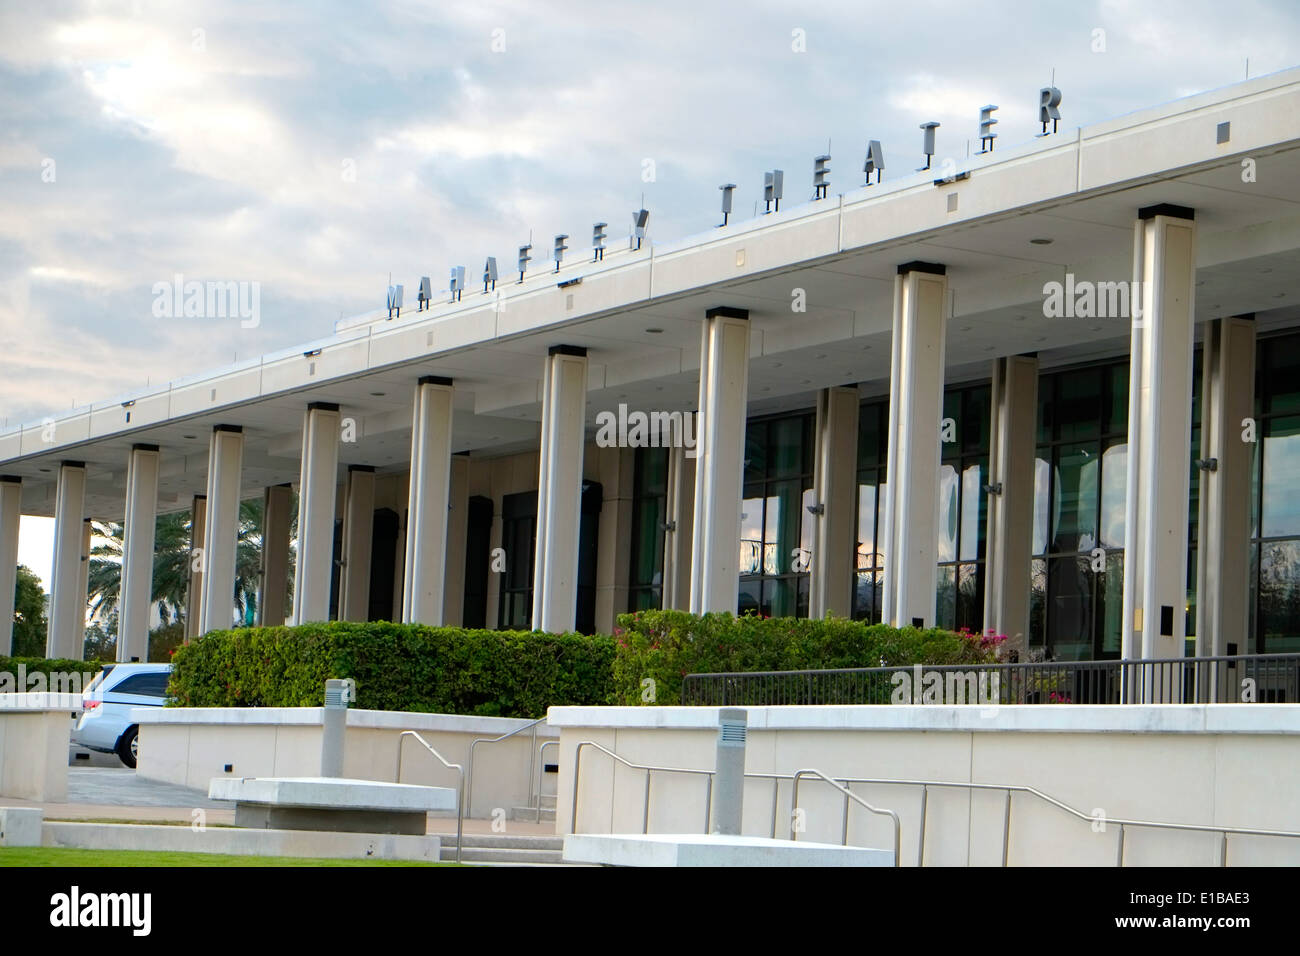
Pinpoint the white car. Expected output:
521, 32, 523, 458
74, 663, 172, 768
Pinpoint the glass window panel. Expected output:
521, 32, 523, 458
740, 493, 764, 575
799, 485, 816, 558
770, 417, 804, 478
1052, 443, 1099, 554
1264, 335, 1300, 417
1101, 552, 1123, 657
856, 479, 878, 570
744, 423, 765, 482
858, 402, 885, 468
956, 562, 982, 633
936, 565, 956, 631
1258, 540, 1300, 654
1037, 375, 1053, 444
1033, 455, 1050, 555
1047, 555, 1093, 661
963, 386, 991, 454
960, 462, 984, 562
938, 464, 959, 562
1029, 558, 1047, 649
1100, 440, 1127, 549
1057, 368, 1103, 442
1261, 416, 1300, 538
738, 579, 762, 617
1107, 364, 1129, 435
763, 491, 784, 575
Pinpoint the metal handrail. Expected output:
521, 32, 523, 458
790, 768, 901, 867
465, 716, 548, 819
395, 730, 466, 864
571, 740, 718, 835
535, 740, 561, 823
829, 775, 1300, 867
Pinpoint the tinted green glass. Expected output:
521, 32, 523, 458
962, 386, 991, 453
1107, 363, 1129, 435
1261, 416, 1300, 538
1052, 443, 1099, 554
1100, 440, 1127, 549
1057, 368, 1103, 442
1264, 334, 1300, 416
744, 422, 765, 482
937, 464, 959, 562
1258, 540, 1300, 653
936, 565, 956, 630
770, 416, 805, 478
960, 461, 985, 562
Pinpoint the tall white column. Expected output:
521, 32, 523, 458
185, 495, 206, 641
984, 354, 1039, 656
810, 386, 860, 619
403, 376, 455, 625
881, 262, 948, 629
339, 465, 376, 622
662, 439, 695, 611
532, 347, 589, 633
1122, 205, 1197, 668
259, 483, 292, 626
0, 476, 21, 656
1195, 315, 1255, 664
47, 462, 87, 659
292, 402, 341, 625
199, 426, 244, 635
690, 308, 750, 615
75, 518, 90, 653
118, 444, 160, 662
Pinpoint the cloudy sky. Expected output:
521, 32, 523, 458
3, 0, 1300, 584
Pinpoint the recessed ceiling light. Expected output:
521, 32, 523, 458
1275, 292, 1287, 298
1029, 238, 1053, 245
771, 362, 783, 368
645, 327, 664, 334
39, 468, 51, 473
760, 386, 771, 392
370, 391, 386, 397
183, 434, 196, 440
801, 379, 811, 385
1090, 325, 1102, 332
815, 354, 827, 360
959, 325, 972, 332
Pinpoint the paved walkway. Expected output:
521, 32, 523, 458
4, 767, 557, 836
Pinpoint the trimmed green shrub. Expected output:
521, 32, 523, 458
0, 655, 103, 693
168, 621, 616, 717
610, 610, 1002, 705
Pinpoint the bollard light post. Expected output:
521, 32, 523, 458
321, 678, 355, 778
712, 707, 747, 835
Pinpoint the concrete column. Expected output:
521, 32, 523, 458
403, 377, 455, 625
594, 445, 634, 633
690, 308, 750, 616
259, 484, 292, 627
1122, 205, 1197, 668
810, 386, 860, 619
532, 347, 589, 633
881, 263, 948, 628
662, 439, 696, 611
1195, 315, 1255, 668
339, 465, 375, 622
199, 426, 244, 635
984, 354, 1039, 657
0, 476, 21, 656
185, 495, 206, 641
46, 461, 87, 659
75, 519, 90, 653
118, 444, 160, 662
292, 403, 341, 625
442, 458, 469, 627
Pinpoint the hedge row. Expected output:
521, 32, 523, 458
167, 622, 617, 717
167, 614, 1003, 715
611, 610, 1003, 706
0, 656, 103, 693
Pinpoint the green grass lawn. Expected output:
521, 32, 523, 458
0, 847, 448, 867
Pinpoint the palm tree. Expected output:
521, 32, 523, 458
85, 495, 297, 634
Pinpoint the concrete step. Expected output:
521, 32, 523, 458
508, 806, 556, 822
457, 833, 564, 850
455, 846, 565, 865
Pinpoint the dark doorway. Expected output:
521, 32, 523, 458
463, 496, 493, 628
368, 507, 399, 622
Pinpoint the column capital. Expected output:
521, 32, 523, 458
1138, 203, 1195, 221
547, 344, 587, 357
131, 443, 160, 453
0, 475, 20, 484
896, 261, 946, 276
418, 375, 454, 387
306, 401, 340, 412
212, 424, 242, 434
347, 464, 376, 473
704, 306, 749, 321
60, 460, 86, 469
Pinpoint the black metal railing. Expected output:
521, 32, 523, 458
679, 654, 1300, 706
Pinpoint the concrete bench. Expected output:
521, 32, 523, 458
209, 777, 456, 836
562, 833, 895, 867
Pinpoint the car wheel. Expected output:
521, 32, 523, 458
117, 726, 139, 769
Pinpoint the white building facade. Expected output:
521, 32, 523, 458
4, 69, 1300, 666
